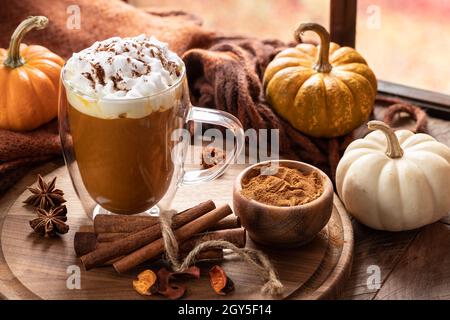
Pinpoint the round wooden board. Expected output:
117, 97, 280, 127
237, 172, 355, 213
0, 164, 353, 300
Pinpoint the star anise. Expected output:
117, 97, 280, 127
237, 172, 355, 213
29, 205, 69, 237
23, 175, 66, 210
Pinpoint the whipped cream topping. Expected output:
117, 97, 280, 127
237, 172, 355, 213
63, 35, 184, 119
64, 35, 182, 99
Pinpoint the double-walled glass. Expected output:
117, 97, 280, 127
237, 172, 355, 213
59, 57, 244, 218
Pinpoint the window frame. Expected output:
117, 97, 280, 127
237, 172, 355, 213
330, 0, 450, 119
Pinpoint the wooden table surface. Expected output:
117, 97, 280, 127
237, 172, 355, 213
1, 111, 449, 300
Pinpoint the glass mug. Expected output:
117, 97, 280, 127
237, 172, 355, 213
59, 56, 244, 218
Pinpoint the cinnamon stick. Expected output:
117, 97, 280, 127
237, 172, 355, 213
96, 232, 129, 243
95, 214, 241, 243
78, 249, 223, 266
113, 204, 233, 273
75, 228, 245, 257
80, 200, 216, 270
74, 234, 114, 257
94, 215, 159, 234
100, 249, 224, 266
74, 232, 98, 256
208, 215, 241, 231
102, 249, 224, 266
94, 200, 215, 234
179, 228, 246, 252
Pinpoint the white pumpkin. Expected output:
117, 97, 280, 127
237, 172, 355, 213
336, 120, 450, 231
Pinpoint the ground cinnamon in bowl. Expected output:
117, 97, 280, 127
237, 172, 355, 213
240, 165, 324, 207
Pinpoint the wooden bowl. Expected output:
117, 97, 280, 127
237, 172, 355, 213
233, 160, 334, 248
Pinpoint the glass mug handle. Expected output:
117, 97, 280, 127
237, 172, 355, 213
180, 106, 244, 186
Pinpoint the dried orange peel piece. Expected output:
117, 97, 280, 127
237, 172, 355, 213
156, 267, 200, 300
210, 265, 234, 295
133, 269, 158, 296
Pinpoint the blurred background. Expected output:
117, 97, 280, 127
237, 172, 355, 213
130, 0, 450, 95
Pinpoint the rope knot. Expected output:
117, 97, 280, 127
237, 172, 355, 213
158, 211, 284, 296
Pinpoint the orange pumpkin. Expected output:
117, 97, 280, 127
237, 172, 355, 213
0, 16, 65, 131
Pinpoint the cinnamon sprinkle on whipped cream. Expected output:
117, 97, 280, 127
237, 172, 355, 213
64, 35, 182, 99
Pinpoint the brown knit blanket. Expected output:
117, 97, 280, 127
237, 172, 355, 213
0, 1, 427, 194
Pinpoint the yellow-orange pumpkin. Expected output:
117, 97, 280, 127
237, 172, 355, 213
263, 23, 377, 138
0, 16, 64, 131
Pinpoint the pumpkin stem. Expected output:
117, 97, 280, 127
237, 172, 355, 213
294, 23, 332, 73
368, 121, 404, 159
3, 16, 49, 69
